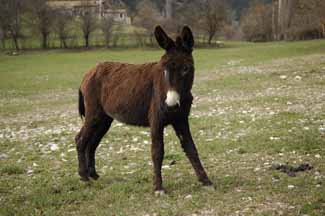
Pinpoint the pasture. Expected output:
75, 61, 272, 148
1, 40, 325, 216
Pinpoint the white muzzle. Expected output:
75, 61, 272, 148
165, 90, 180, 107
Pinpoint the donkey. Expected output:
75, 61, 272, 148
75, 26, 213, 194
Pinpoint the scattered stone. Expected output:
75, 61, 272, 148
270, 136, 280, 141
50, 143, 59, 151
0, 153, 8, 160
162, 165, 171, 170
67, 148, 75, 152
185, 194, 192, 200
26, 167, 33, 175
294, 75, 302, 81
154, 190, 165, 197
288, 185, 295, 189
272, 176, 280, 182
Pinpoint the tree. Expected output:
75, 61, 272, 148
197, 0, 230, 45
79, 1, 97, 48
30, 0, 56, 49
0, 0, 25, 50
317, 1, 325, 37
278, 0, 295, 40
54, 9, 73, 48
240, 1, 273, 42
133, 0, 162, 46
100, 16, 115, 48
164, 0, 198, 34
274, 0, 325, 40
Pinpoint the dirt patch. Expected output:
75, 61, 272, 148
272, 163, 313, 177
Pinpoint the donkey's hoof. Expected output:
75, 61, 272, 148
202, 184, 216, 192
79, 171, 90, 181
80, 176, 90, 182
201, 179, 213, 186
154, 190, 166, 197
89, 172, 100, 180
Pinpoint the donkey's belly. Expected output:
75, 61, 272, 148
102, 93, 151, 127
105, 108, 150, 127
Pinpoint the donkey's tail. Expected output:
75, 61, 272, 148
78, 89, 85, 119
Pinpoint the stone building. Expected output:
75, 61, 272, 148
47, 0, 131, 24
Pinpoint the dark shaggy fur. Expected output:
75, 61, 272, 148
78, 89, 85, 119
75, 26, 212, 193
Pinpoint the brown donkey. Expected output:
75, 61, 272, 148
75, 26, 212, 194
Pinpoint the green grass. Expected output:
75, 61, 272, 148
1, 40, 325, 215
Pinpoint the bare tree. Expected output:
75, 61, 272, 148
272, 0, 325, 40
133, 0, 162, 46
282, 0, 325, 40
164, 0, 198, 34
318, 1, 325, 37
0, 28, 5, 48
79, 1, 97, 48
100, 16, 114, 48
54, 9, 73, 49
240, 1, 273, 42
0, 0, 25, 50
278, 0, 295, 40
30, 0, 56, 49
197, 0, 230, 45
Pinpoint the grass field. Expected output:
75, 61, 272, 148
1, 40, 325, 216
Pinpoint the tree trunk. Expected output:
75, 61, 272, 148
63, 39, 68, 49
60, 36, 68, 49
272, 0, 279, 40
166, 0, 173, 19
1, 38, 6, 49
207, 31, 215, 45
12, 36, 19, 50
278, 0, 294, 40
85, 34, 89, 48
42, 33, 48, 49
104, 35, 109, 48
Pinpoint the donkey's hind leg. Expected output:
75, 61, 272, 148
75, 126, 89, 181
75, 113, 112, 181
87, 115, 113, 180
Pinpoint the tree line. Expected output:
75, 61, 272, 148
0, 0, 119, 50
1, 0, 324, 51
240, 0, 325, 42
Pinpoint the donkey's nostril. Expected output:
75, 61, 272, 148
165, 90, 180, 107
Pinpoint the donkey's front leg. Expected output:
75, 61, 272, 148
172, 119, 213, 186
150, 122, 165, 194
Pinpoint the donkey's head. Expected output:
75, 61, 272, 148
155, 26, 195, 108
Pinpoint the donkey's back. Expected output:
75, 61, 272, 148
80, 61, 159, 126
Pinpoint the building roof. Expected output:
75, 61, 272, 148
47, 0, 126, 9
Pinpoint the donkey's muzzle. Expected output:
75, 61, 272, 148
165, 90, 180, 107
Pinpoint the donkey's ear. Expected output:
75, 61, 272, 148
155, 26, 175, 51
181, 26, 194, 51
